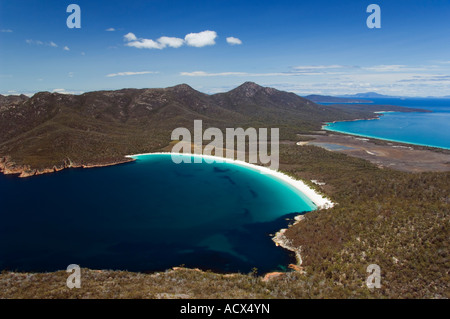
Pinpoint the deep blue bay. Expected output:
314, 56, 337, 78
323, 98, 450, 150
0, 154, 316, 273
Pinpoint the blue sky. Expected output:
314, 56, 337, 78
1, 0, 449, 96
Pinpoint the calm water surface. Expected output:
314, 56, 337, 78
0, 154, 316, 273
323, 98, 450, 149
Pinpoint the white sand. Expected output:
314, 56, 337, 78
125, 152, 334, 210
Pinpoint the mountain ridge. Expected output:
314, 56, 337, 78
0, 82, 426, 177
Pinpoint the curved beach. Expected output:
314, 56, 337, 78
126, 152, 335, 272
125, 152, 334, 210
323, 124, 450, 150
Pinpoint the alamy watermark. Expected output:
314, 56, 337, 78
171, 120, 279, 171
366, 264, 381, 289
366, 4, 381, 29
66, 264, 81, 289
66, 4, 81, 29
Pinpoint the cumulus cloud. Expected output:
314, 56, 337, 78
124, 32, 138, 41
184, 30, 217, 47
122, 30, 243, 50
106, 28, 116, 32
106, 71, 158, 77
226, 37, 242, 45
49, 41, 58, 48
158, 36, 185, 48
126, 38, 165, 49
63, 46, 70, 51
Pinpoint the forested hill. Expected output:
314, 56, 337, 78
0, 82, 426, 176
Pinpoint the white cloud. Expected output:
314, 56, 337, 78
124, 32, 138, 41
362, 65, 407, 72
179, 62, 450, 96
63, 46, 70, 51
81, 52, 85, 55
226, 37, 242, 45
123, 30, 224, 50
125, 36, 186, 50
26, 39, 44, 45
185, 30, 217, 47
126, 38, 165, 49
181, 71, 247, 77
158, 36, 185, 48
292, 65, 347, 74
51, 88, 83, 95
26, 39, 65, 49
124, 33, 185, 49
106, 71, 158, 77
294, 65, 346, 70
1, 29, 13, 33
106, 28, 116, 32
180, 71, 293, 77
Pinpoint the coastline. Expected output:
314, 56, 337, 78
126, 152, 335, 276
322, 108, 450, 150
322, 125, 450, 150
1, 150, 335, 277
126, 152, 334, 210
0, 156, 135, 178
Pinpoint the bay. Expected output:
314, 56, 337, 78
323, 98, 450, 150
0, 154, 315, 273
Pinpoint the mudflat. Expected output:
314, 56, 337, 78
299, 133, 450, 172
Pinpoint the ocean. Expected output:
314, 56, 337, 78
0, 154, 315, 273
323, 98, 450, 150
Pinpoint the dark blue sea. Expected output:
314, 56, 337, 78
323, 98, 450, 149
0, 154, 316, 273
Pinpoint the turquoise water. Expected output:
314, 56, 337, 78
0, 154, 316, 273
323, 98, 450, 150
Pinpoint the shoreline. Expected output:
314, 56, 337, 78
126, 151, 335, 276
1, 151, 335, 277
126, 152, 334, 210
322, 110, 450, 151
0, 156, 135, 178
322, 125, 450, 151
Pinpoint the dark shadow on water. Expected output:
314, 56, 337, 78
0, 156, 313, 274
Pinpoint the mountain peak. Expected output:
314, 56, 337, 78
232, 81, 266, 97
168, 83, 196, 92
238, 81, 263, 90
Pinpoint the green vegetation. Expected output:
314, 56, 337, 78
0, 82, 418, 173
0, 83, 448, 298
1, 143, 448, 299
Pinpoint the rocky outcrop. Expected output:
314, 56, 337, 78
272, 215, 306, 275
0, 156, 134, 178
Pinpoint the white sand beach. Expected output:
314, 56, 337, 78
125, 152, 334, 210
